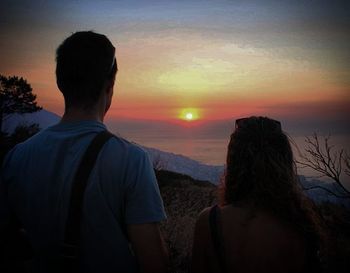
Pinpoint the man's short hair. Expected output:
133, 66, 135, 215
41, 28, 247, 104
56, 31, 117, 109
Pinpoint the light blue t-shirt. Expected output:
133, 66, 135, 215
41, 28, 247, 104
0, 121, 166, 273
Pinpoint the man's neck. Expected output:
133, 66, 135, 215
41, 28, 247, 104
60, 107, 104, 124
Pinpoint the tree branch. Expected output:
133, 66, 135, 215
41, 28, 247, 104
344, 152, 350, 177
296, 133, 350, 197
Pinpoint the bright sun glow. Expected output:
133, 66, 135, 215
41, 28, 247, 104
179, 108, 200, 121
185, 113, 193, 120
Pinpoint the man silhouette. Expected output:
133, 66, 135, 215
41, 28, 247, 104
0, 31, 168, 273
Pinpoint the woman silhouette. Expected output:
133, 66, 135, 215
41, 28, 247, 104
191, 116, 323, 273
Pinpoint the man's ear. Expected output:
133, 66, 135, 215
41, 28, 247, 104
105, 77, 115, 98
107, 77, 115, 91
103, 78, 115, 115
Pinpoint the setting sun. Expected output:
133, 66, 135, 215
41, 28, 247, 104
179, 108, 200, 121
185, 113, 193, 120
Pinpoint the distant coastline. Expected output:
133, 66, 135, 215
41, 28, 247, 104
4, 109, 350, 199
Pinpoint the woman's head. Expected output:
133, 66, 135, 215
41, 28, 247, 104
223, 116, 297, 207
221, 116, 326, 259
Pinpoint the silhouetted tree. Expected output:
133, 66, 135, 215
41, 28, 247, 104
0, 75, 42, 133
344, 152, 350, 177
297, 133, 350, 198
0, 124, 40, 164
10, 124, 40, 144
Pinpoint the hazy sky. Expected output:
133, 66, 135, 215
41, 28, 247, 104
1, 0, 349, 127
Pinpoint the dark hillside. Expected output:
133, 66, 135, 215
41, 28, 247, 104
156, 170, 350, 273
156, 170, 217, 273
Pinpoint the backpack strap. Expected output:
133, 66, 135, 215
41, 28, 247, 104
60, 130, 114, 269
209, 205, 228, 273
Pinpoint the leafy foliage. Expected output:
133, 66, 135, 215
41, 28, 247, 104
10, 124, 40, 144
0, 75, 42, 132
0, 124, 40, 164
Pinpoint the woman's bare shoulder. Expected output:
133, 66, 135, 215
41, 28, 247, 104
195, 207, 212, 229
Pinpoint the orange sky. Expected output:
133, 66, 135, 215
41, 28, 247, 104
1, 0, 349, 124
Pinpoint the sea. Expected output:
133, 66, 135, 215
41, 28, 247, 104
5, 110, 350, 189
113, 127, 350, 189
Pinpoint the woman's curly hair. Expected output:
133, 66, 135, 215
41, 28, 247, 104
220, 116, 326, 269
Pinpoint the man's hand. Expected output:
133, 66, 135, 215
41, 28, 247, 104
127, 223, 169, 273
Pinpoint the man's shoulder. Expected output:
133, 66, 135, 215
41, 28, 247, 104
100, 135, 150, 168
96, 134, 154, 182
103, 133, 149, 161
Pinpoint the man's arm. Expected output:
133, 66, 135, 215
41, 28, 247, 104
127, 223, 169, 273
121, 147, 168, 272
